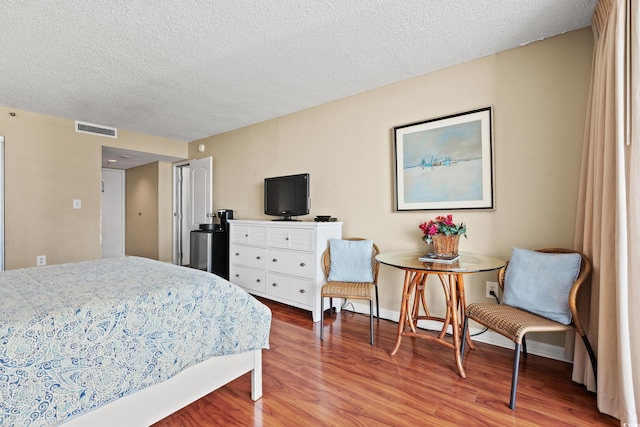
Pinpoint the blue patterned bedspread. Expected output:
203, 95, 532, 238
0, 257, 271, 426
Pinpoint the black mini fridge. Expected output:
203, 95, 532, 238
190, 228, 229, 279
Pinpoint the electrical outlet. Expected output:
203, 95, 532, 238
486, 281, 498, 298
36, 255, 46, 266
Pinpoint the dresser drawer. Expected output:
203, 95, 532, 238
267, 272, 314, 306
230, 245, 267, 269
230, 225, 267, 246
230, 265, 266, 294
268, 248, 314, 279
268, 227, 314, 250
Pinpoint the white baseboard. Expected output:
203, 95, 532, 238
341, 300, 572, 363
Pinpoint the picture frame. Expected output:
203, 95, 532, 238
393, 106, 494, 211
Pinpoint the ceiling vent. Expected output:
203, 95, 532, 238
75, 121, 117, 139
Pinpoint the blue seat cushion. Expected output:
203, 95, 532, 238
327, 239, 374, 283
501, 247, 581, 325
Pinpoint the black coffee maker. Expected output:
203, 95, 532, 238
217, 209, 234, 231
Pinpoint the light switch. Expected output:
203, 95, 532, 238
73, 199, 82, 209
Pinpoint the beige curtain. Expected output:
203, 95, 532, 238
573, 0, 639, 423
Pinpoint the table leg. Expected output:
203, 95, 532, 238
390, 270, 413, 356
435, 274, 451, 340
390, 269, 468, 377
410, 276, 421, 331
413, 272, 431, 319
456, 273, 475, 350
449, 274, 466, 378
406, 273, 423, 333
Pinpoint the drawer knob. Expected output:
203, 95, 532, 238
300, 262, 306, 267
235, 252, 239, 256
256, 256, 261, 260
256, 279, 261, 283
235, 274, 239, 277
286, 237, 289, 241
272, 283, 278, 287
272, 259, 278, 263
299, 289, 306, 294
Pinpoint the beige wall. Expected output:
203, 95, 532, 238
189, 28, 593, 346
126, 162, 160, 259
158, 161, 174, 262
125, 161, 174, 262
0, 108, 187, 269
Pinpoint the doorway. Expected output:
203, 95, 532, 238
101, 146, 184, 262
172, 156, 213, 266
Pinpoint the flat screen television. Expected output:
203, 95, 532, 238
264, 173, 310, 221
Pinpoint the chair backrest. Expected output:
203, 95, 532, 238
497, 247, 592, 334
322, 237, 381, 284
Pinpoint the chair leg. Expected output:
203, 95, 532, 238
460, 317, 469, 359
320, 296, 325, 341
522, 336, 528, 358
369, 299, 374, 345
581, 334, 598, 384
375, 285, 380, 318
510, 342, 522, 409
329, 297, 334, 314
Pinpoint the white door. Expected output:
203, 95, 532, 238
101, 169, 125, 258
189, 156, 213, 227
172, 157, 213, 265
0, 136, 4, 271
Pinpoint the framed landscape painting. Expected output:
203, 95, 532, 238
393, 106, 494, 211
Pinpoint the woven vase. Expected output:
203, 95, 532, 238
431, 234, 460, 256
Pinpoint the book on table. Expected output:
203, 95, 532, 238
418, 252, 460, 263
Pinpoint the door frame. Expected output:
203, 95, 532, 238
173, 160, 190, 266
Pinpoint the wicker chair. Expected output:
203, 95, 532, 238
460, 248, 597, 409
319, 238, 381, 345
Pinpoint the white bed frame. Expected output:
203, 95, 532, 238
62, 349, 262, 426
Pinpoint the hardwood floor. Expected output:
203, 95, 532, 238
154, 299, 617, 426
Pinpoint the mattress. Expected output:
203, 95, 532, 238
0, 257, 271, 426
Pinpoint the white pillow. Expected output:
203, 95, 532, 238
327, 239, 374, 283
501, 247, 581, 325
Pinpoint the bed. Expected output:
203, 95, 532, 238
0, 256, 271, 426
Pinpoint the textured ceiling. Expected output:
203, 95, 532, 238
2, 0, 596, 143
